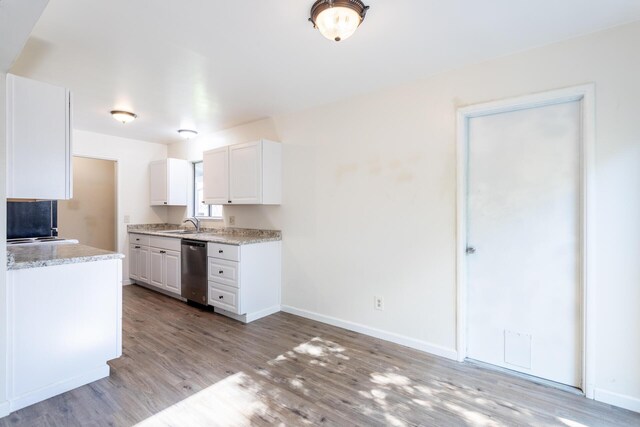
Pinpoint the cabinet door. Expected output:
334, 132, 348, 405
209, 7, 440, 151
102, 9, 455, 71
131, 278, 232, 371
7, 74, 72, 200
129, 244, 139, 280
229, 141, 262, 204
137, 246, 150, 283
203, 146, 229, 204
149, 161, 168, 206
149, 248, 164, 288
163, 250, 181, 294
166, 159, 189, 206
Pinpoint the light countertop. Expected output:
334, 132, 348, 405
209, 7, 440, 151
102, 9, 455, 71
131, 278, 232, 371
128, 224, 282, 245
7, 243, 124, 270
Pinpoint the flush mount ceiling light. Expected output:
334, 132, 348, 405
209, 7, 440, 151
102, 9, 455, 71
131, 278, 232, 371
309, 0, 369, 42
177, 129, 198, 139
110, 110, 137, 124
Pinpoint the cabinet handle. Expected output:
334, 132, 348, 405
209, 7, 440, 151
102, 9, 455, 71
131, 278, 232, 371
163, 202, 167, 205
218, 249, 223, 253
228, 200, 232, 203
136, 238, 140, 241
160, 250, 166, 254
134, 246, 141, 249
219, 295, 224, 299
218, 270, 224, 274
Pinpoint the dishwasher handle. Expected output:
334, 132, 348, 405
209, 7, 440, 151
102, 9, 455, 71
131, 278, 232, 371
181, 239, 206, 248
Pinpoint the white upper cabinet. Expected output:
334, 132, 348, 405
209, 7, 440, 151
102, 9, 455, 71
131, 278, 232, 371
6, 74, 72, 200
149, 158, 189, 206
203, 140, 281, 205
203, 146, 230, 204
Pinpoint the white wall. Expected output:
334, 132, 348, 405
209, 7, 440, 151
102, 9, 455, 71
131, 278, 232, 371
168, 21, 640, 411
73, 130, 168, 281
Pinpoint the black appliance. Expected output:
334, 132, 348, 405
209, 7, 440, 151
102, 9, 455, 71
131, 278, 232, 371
7, 201, 58, 239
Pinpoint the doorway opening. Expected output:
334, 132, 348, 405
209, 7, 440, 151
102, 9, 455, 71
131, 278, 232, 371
455, 85, 595, 397
58, 156, 117, 251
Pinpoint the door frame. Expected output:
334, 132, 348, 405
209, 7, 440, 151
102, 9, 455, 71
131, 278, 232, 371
455, 84, 596, 398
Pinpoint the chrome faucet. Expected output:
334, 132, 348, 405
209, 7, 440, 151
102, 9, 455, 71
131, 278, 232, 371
183, 217, 201, 233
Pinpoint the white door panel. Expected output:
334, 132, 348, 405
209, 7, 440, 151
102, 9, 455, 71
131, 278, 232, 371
467, 101, 581, 387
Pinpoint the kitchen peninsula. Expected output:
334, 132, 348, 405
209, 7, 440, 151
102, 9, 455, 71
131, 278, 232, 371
5, 243, 124, 412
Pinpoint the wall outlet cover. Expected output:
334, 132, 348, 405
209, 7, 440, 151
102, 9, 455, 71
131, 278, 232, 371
374, 296, 384, 311
124, 215, 131, 224
229, 216, 236, 225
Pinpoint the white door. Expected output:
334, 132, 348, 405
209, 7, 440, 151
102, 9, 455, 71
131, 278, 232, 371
163, 250, 181, 294
203, 146, 230, 204
466, 100, 581, 387
149, 249, 164, 288
229, 141, 262, 204
129, 244, 139, 280
149, 161, 168, 205
137, 246, 150, 283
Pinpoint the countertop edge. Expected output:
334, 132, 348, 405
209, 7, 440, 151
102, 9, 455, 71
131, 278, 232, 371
8, 252, 125, 271
128, 229, 282, 245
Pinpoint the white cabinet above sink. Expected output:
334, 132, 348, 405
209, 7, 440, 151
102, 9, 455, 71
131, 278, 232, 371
203, 139, 281, 205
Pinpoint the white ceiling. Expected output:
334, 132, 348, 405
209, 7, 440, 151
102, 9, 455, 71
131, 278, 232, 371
11, 0, 640, 144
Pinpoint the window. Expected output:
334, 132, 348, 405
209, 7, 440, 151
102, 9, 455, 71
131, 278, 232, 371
193, 161, 222, 219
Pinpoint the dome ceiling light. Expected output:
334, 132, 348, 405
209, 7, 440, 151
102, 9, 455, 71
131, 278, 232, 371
110, 110, 137, 124
177, 129, 198, 139
309, 0, 369, 42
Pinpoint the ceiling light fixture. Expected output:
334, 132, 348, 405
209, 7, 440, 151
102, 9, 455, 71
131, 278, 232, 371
177, 129, 198, 139
309, 0, 369, 42
110, 110, 137, 124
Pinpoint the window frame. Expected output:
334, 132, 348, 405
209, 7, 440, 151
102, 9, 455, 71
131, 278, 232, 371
192, 161, 223, 220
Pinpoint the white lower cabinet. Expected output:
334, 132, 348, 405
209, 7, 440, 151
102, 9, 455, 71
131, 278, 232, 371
164, 250, 181, 293
207, 241, 281, 323
129, 234, 181, 297
208, 282, 239, 313
129, 243, 150, 283
150, 249, 164, 288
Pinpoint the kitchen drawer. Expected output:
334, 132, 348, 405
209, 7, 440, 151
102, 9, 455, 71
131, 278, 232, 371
149, 235, 182, 251
207, 242, 240, 262
208, 257, 239, 287
208, 282, 240, 314
130, 233, 150, 246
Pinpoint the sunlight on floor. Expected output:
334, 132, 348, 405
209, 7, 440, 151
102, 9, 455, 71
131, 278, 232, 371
134, 373, 268, 427
131, 336, 598, 426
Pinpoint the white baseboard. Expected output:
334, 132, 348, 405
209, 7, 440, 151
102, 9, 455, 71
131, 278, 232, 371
246, 305, 281, 323
0, 401, 10, 418
280, 305, 458, 361
595, 388, 640, 413
9, 365, 110, 413
214, 306, 281, 324
122, 279, 133, 286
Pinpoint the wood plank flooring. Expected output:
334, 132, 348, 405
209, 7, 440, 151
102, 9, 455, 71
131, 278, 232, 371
1, 284, 638, 426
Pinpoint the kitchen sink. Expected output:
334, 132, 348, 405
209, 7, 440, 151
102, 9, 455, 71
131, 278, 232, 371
163, 230, 196, 235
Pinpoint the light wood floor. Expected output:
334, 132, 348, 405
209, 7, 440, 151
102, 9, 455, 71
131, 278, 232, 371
1, 285, 638, 426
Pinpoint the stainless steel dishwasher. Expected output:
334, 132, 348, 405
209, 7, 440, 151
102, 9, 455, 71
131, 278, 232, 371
181, 239, 208, 305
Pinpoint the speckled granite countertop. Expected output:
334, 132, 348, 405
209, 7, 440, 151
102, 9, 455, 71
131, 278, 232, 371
7, 243, 125, 270
128, 224, 282, 245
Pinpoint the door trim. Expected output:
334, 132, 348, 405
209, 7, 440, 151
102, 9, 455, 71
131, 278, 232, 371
455, 84, 596, 398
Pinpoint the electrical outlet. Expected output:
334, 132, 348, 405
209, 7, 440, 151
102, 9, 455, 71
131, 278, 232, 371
374, 296, 384, 311
229, 215, 236, 226
124, 215, 131, 224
